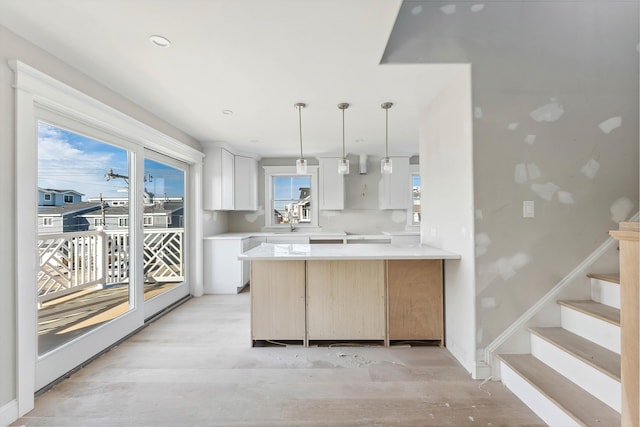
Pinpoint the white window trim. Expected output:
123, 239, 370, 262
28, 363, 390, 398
406, 164, 421, 229
143, 216, 153, 226
43, 217, 53, 227
43, 193, 51, 201
64, 195, 73, 203
263, 165, 319, 229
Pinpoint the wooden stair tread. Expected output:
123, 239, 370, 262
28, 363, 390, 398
498, 354, 621, 427
529, 327, 620, 380
586, 273, 620, 284
557, 300, 620, 325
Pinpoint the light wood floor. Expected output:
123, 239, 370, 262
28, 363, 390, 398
16, 292, 545, 426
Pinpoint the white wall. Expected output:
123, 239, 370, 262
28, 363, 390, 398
419, 66, 476, 374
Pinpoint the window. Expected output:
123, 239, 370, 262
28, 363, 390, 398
143, 216, 153, 226
118, 218, 128, 227
407, 165, 421, 227
64, 195, 73, 203
44, 193, 51, 201
94, 218, 103, 226
43, 217, 53, 227
264, 166, 318, 228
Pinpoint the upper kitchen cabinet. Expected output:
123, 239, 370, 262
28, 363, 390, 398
379, 157, 411, 210
202, 144, 258, 211
318, 157, 345, 210
234, 155, 258, 211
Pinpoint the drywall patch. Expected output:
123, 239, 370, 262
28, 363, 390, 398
527, 163, 541, 180
474, 107, 483, 119
581, 159, 600, 179
391, 210, 407, 223
524, 134, 536, 145
495, 252, 531, 280
610, 197, 634, 222
515, 163, 541, 183
531, 182, 559, 201
481, 297, 497, 309
598, 116, 622, 134
530, 99, 564, 122
244, 206, 264, 223
475, 209, 483, 220
470, 4, 485, 12
514, 163, 527, 184
557, 191, 574, 204
411, 4, 423, 15
440, 4, 456, 14
475, 232, 492, 257
507, 122, 519, 130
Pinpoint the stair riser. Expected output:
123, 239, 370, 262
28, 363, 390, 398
500, 361, 582, 427
560, 306, 620, 354
530, 334, 621, 412
590, 278, 620, 309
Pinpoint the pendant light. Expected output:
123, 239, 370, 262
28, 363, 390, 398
337, 102, 350, 175
294, 102, 308, 174
381, 102, 393, 174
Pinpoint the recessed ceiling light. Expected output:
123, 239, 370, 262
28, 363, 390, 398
222, 109, 234, 115
149, 35, 171, 48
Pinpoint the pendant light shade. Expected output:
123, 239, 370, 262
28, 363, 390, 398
381, 102, 393, 174
338, 102, 350, 175
294, 102, 307, 174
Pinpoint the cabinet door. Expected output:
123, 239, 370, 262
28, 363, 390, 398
203, 238, 243, 294
234, 156, 258, 211
379, 157, 411, 210
251, 260, 306, 342
203, 147, 235, 210
387, 259, 443, 341
319, 158, 345, 210
220, 148, 235, 210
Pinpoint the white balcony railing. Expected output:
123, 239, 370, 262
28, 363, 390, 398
38, 228, 184, 303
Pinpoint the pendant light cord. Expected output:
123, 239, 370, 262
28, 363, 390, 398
385, 107, 389, 158
298, 104, 304, 159
342, 107, 346, 158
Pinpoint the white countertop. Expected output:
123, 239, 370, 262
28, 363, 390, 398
203, 231, 348, 240
238, 243, 460, 261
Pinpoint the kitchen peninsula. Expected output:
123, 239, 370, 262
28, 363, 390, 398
239, 243, 460, 347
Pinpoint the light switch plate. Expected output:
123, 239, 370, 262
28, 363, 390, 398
523, 200, 535, 218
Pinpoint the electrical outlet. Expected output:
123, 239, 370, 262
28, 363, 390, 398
523, 200, 535, 218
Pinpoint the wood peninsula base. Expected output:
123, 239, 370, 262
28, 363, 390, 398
241, 243, 459, 347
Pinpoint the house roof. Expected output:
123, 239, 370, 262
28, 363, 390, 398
38, 187, 84, 196
81, 202, 183, 217
38, 202, 102, 217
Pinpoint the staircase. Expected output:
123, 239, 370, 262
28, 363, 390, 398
498, 273, 622, 426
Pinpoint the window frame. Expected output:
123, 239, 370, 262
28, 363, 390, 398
63, 194, 73, 203
43, 193, 51, 201
263, 165, 319, 229
407, 164, 421, 229
42, 217, 53, 227
143, 216, 153, 226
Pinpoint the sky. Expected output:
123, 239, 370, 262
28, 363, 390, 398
38, 122, 184, 200
273, 176, 310, 211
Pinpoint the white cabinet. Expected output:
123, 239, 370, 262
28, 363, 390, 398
204, 236, 264, 294
234, 156, 258, 211
203, 147, 258, 211
318, 158, 345, 210
379, 157, 411, 210
203, 147, 235, 210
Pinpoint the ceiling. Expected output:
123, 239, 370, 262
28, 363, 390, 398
0, 0, 461, 158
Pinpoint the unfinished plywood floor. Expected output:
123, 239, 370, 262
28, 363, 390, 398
14, 292, 545, 426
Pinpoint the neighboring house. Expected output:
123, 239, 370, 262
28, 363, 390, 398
37, 202, 102, 234
38, 188, 84, 206
80, 201, 184, 230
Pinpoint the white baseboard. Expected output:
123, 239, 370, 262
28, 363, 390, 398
0, 399, 18, 427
